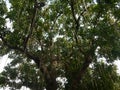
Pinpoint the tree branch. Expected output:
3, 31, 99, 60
69, 0, 79, 45
69, 0, 78, 24
23, 0, 38, 52
0, 35, 40, 67
69, 0, 87, 44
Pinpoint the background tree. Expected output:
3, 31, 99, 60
0, 0, 120, 90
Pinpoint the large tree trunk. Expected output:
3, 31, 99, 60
65, 55, 93, 90
45, 76, 58, 90
40, 65, 58, 90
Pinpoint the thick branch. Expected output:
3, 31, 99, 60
69, 0, 78, 46
77, 39, 96, 79
24, 0, 38, 51
69, 0, 77, 24
69, 0, 87, 44
78, 55, 92, 80
0, 36, 40, 67
71, 39, 96, 89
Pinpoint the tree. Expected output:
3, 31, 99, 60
1, 59, 120, 90
0, 0, 120, 90
0, 59, 45, 90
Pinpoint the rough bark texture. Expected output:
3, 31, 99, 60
45, 77, 58, 90
65, 54, 93, 90
40, 65, 58, 90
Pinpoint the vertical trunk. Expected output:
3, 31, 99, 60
45, 77, 58, 90
40, 65, 58, 90
65, 55, 92, 90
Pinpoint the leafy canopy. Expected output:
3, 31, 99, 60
0, 0, 120, 90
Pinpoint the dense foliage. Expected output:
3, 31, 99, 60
0, 0, 120, 90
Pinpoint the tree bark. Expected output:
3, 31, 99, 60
45, 76, 58, 90
65, 55, 93, 90
40, 65, 58, 90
